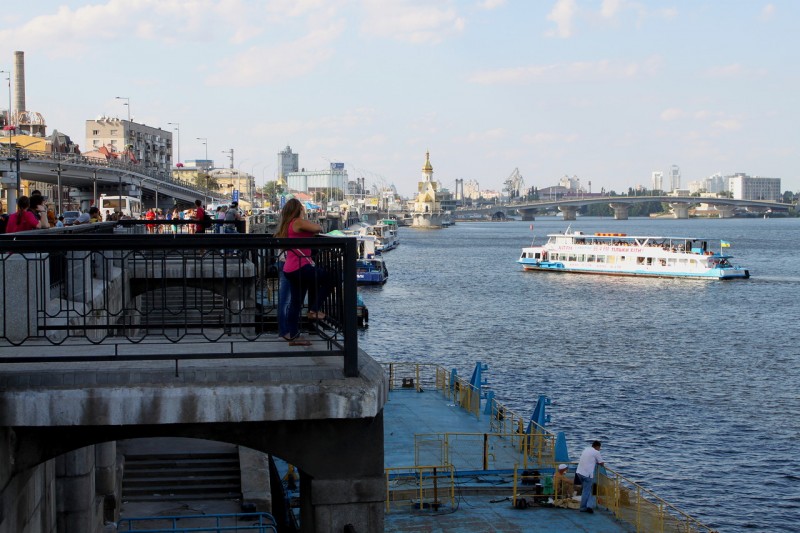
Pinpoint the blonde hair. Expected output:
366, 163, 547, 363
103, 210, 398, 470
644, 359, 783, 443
275, 198, 304, 238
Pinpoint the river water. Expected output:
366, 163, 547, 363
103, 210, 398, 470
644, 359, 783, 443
357, 217, 799, 533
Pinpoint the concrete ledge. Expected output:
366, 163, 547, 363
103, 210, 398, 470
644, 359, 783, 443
0, 350, 387, 427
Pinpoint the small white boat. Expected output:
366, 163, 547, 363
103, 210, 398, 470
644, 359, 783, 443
518, 229, 750, 280
344, 220, 399, 252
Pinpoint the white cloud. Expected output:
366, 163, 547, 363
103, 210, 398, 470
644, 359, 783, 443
456, 128, 506, 143
520, 132, 578, 144
711, 119, 742, 132
706, 64, 743, 78
546, 0, 578, 38
660, 108, 686, 121
361, 0, 465, 45
206, 21, 345, 86
600, 0, 624, 19
468, 57, 662, 84
477, 0, 506, 10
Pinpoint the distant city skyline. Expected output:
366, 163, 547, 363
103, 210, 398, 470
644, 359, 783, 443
1, 1, 797, 197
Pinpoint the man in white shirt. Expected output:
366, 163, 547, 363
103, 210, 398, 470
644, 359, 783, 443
575, 440, 604, 513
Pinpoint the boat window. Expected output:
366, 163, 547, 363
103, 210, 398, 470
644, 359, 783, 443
568, 253, 577, 261
596, 255, 606, 263
577, 254, 585, 262
646, 258, 653, 266
637, 257, 645, 265
587, 254, 595, 262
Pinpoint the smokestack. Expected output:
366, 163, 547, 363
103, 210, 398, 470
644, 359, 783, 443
13, 51, 25, 117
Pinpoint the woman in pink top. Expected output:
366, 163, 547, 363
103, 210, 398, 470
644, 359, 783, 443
275, 198, 332, 345
5, 196, 43, 233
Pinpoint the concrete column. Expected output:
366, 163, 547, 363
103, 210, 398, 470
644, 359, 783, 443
714, 205, 735, 218
305, 476, 385, 532
518, 208, 535, 221
0, 254, 48, 344
608, 203, 630, 220
669, 202, 690, 219
558, 206, 578, 221
56, 446, 103, 533
94, 442, 118, 523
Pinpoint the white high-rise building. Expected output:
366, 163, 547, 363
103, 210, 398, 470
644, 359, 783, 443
727, 173, 781, 201
278, 145, 299, 181
651, 171, 664, 191
669, 165, 681, 192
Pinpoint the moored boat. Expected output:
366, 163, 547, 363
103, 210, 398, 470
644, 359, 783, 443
518, 229, 750, 280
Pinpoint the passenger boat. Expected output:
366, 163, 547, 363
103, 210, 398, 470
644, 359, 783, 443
373, 219, 399, 252
518, 229, 750, 280
356, 234, 389, 285
344, 220, 400, 253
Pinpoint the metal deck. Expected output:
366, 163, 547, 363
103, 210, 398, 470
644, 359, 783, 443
383, 387, 632, 532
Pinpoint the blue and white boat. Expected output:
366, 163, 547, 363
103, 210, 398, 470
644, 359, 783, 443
355, 234, 388, 285
518, 229, 750, 280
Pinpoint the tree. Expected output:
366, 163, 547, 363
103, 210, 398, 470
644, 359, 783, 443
194, 172, 221, 191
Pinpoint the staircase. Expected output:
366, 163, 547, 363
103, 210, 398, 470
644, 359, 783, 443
122, 449, 242, 502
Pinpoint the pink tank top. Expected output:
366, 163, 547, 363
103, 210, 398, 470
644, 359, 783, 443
284, 220, 315, 273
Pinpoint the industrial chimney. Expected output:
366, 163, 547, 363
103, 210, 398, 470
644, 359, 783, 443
13, 51, 25, 118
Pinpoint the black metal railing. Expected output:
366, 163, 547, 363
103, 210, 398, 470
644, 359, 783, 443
0, 223, 359, 376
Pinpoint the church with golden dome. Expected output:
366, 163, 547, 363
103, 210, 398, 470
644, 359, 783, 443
411, 150, 445, 228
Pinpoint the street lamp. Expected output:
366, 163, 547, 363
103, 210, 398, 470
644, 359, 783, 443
168, 122, 180, 166
0, 70, 11, 130
115, 96, 130, 122
49, 163, 63, 214
197, 137, 208, 205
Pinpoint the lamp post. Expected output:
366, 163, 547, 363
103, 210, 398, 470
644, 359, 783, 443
168, 122, 180, 166
115, 96, 130, 122
49, 163, 63, 214
196, 137, 208, 205
0, 70, 11, 130
92, 169, 97, 209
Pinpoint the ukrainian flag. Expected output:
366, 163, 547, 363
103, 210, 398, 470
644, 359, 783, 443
720, 240, 731, 248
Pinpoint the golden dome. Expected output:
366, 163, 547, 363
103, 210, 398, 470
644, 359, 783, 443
422, 150, 433, 172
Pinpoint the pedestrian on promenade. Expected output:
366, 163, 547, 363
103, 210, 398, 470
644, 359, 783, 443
275, 250, 291, 341
28, 194, 50, 229
6, 196, 43, 233
576, 440, 604, 513
224, 202, 242, 234
275, 198, 332, 345
192, 200, 206, 234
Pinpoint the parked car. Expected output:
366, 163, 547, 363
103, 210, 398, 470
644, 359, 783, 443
61, 211, 81, 226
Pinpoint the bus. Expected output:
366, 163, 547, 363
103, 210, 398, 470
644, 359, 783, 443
98, 195, 143, 219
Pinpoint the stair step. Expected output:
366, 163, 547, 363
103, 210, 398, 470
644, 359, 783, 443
125, 463, 239, 476
124, 475, 239, 487
122, 492, 241, 502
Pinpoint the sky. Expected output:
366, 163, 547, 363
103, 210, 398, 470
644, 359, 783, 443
1, 0, 798, 197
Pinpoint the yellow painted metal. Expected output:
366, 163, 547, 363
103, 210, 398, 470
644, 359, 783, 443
597, 466, 718, 533
384, 464, 455, 513
381, 363, 715, 532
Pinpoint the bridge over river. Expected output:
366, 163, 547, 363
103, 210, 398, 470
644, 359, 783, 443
0, 221, 386, 533
1, 146, 221, 212
457, 195, 791, 220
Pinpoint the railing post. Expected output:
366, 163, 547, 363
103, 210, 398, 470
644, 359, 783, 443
342, 237, 359, 377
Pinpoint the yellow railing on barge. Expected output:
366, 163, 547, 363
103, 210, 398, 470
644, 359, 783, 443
597, 466, 718, 533
381, 362, 717, 531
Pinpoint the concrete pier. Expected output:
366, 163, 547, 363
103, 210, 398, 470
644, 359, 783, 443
0, 343, 388, 533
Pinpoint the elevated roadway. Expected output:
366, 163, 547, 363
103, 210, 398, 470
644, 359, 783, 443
1, 146, 222, 211
457, 195, 792, 220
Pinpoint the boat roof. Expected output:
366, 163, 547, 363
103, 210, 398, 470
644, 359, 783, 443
548, 232, 716, 241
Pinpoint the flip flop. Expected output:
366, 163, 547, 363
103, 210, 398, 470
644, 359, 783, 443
289, 338, 312, 346
307, 311, 326, 320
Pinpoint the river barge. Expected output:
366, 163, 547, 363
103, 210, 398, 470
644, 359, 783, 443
518, 229, 750, 280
